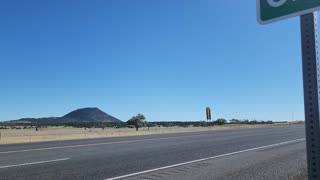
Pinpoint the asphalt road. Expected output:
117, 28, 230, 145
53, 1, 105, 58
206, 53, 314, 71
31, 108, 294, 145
0, 125, 306, 180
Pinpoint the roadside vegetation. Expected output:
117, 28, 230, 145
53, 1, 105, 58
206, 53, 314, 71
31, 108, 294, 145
0, 116, 303, 144
0, 116, 292, 130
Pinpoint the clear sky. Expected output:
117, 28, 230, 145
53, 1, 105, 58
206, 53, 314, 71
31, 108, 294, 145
0, 0, 309, 122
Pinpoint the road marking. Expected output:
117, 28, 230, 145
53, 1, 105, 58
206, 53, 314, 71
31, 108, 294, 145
0, 134, 208, 154
105, 138, 305, 180
0, 158, 69, 169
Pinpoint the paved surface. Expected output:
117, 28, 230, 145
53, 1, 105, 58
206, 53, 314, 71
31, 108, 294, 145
0, 125, 306, 180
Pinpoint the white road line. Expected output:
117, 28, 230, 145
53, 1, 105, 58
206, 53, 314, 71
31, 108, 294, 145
0, 158, 69, 169
105, 138, 305, 180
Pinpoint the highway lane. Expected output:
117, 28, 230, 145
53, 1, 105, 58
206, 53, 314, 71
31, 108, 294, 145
0, 125, 305, 180
127, 139, 306, 180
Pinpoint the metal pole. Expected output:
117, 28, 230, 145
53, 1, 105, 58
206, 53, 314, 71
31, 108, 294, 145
300, 12, 320, 180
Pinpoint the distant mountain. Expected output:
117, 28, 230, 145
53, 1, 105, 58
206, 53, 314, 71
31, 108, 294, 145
5, 107, 122, 124
62, 107, 122, 122
7, 117, 60, 124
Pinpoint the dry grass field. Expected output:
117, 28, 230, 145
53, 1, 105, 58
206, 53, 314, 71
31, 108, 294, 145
0, 122, 303, 144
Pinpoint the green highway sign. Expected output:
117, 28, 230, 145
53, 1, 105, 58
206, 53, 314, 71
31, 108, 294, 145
258, 0, 320, 24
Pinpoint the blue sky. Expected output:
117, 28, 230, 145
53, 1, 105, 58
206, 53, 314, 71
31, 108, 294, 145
0, 0, 308, 121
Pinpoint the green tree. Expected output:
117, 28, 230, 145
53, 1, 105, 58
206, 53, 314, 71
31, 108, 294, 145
229, 119, 240, 124
241, 119, 249, 124
127, 114, 146, 131
249, 120, 258, 124
214, 118, 227, 125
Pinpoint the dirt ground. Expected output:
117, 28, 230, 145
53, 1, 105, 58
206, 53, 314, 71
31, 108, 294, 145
0, 122, 303, 144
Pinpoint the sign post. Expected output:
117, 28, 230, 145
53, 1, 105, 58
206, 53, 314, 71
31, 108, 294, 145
300, 12, 320, 180
206, 107, 212, 131
206, 107, 211, 121
257, 1, 320, 179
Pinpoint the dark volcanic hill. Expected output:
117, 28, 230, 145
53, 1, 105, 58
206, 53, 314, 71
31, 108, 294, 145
3, 107, 123, 124
62, 107, 122, 122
